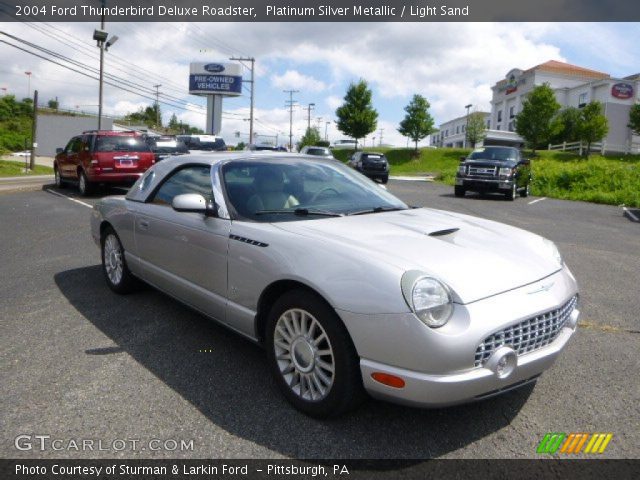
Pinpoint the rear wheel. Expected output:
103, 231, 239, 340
101, 227, 139, 294
266, 289, 365, 418
454, 186, 466, 197
78, 170, 94, 196
54, 165, 66, 188
520, 182, 530, 198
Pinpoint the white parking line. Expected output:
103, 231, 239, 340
528, 197, 547, 205
46, 189, 93, 209
622, 206, 639, 222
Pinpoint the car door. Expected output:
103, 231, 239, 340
60, 137, 81, 177
133, 164, 231, 323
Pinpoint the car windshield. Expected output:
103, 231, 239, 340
95, 136, 150, 152
222, 159, 408, 222
468, 147, 517, 161
306, 148, 331, 156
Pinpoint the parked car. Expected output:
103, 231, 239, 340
146, 135, 189, 162
92, 153, 579, 417
54, 130, 155, 196
333, 139, 357, 149
177, 135, 226, 151
299, 146, 334, 159
246, 143, 279, 151
455, 146, 532, 200
348, 151, 389, 184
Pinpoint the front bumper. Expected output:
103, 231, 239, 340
337, 268, 579, 407
455, 176, 513, 191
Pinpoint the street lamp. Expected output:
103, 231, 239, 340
24, 71, 31, 98
325, 121, 330, 141
94, 22, 118, 130
464, 104, 473, 148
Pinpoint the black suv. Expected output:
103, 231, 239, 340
455, 146, 531, 200
348, 151, 389, 184
146, 135, 189, 161
176, 135, 226, 151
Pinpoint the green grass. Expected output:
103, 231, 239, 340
0, 159, 54, 177
332, 147, 640, 207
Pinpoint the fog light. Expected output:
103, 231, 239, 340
486, 346, 517, 379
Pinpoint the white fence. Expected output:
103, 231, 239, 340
548, 140, 640, 155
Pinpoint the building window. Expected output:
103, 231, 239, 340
508, 121, 515, 132
578, 92, 587, 108
456, 126, 459, 134
486, 120, 491, 129
509, 106, 515, 118
496, 125, 501, 131
462, 125, 466, 132
497, 110, 502, 122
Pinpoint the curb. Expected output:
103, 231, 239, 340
390, 175, 434, 182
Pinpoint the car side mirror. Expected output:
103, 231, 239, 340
56, 147, 63, 154
520, 158, 530, 165
459, 156, 467, 162
172, 194, 217, 217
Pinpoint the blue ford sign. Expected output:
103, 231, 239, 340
204, 63, 225, 73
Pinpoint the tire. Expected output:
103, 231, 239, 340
266, 289, 365, 418
505, 183, 517, 201
78, 170, 94, 196
454, 186, 466, 197
54, 165, 66, 188
520, 183, 530, 198
381, 175, 389, 184
101, 227, 139, 294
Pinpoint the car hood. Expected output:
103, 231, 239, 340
464, 159, 517, 167
274, 208, 561, 304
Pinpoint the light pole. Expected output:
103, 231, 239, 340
284, 90, 299, 151
153, 84, 162, 127
464, 103, 472, 148
94, 5, 119, 130
305, 103, 315, 130
24, 71, 31, 98
230, 57, 255, 144
325, 121, 330, 141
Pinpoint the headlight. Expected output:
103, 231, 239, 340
457, 165, 466, 175
499, 167, 513, 177
543, 238, 563, 266
401, 272, 454, 328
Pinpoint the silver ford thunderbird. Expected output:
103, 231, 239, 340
91, 152, 579, 417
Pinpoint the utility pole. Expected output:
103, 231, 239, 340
379, 128, 384, 146
283, 89, 299, 151
303, 103, 315, 130
464, 103, 472, 148
230, 57, 255, 143
24, 71, 31, 98
325, 121, 330, 141
97, 4, 105, 130
30, 89, 38, 170
153, 84, 162, 127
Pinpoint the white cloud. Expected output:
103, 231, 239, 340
271, 70, 327, 92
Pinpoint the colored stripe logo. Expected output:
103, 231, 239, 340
537, 433, 612, 454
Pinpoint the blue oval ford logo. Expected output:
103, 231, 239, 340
204, 63, 225, 73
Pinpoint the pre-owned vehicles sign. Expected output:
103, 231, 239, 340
189, 62, 242, 95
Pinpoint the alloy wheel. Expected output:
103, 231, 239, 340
273, 308, 335, 402
103, 234, 124, 286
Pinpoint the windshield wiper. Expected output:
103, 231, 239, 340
348, 206, 407, 216
255, 208, 343, 217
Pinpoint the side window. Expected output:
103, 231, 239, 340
71, 137, 83, 153
150, 165, 213, 206
64, 138, 75, 153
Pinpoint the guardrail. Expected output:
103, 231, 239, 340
548, 140, 640, 155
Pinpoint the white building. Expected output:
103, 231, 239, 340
434, 60, 640, 153
431, 112, 490, 148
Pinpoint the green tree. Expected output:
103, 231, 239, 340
124, 104, 161, 128
397, 94, 434, 153
549, 107, 582, 145
168, 113, 179, 130
629, 104, 640, 136
465, 111, 487, 148
515, 83, 561, 153
335, 79, 378, 151
577, 101, 609, 158
47, 98, 59, 110
298, 127, 322, 150
234, 141, 246, 151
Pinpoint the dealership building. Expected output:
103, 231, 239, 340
432, 60, 640, 153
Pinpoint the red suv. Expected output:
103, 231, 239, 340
54, 130, 155, 195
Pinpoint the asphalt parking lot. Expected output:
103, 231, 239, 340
1, 181, 638, 460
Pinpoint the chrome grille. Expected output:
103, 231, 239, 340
474, 296, 577, 368
468, 166, 497, 177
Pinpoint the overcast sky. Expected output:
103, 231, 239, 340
1, 22, 639, 147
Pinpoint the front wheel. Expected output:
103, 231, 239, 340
520, 183, 531, 198
505, 183, 517, 201
381, 175, 389, 184
101, 227, 139, 294
54, 166, 66, 188
454, 186, 466, 197
266, 289, 365, 418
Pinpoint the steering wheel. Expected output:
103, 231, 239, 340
310, 187, 340, 203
